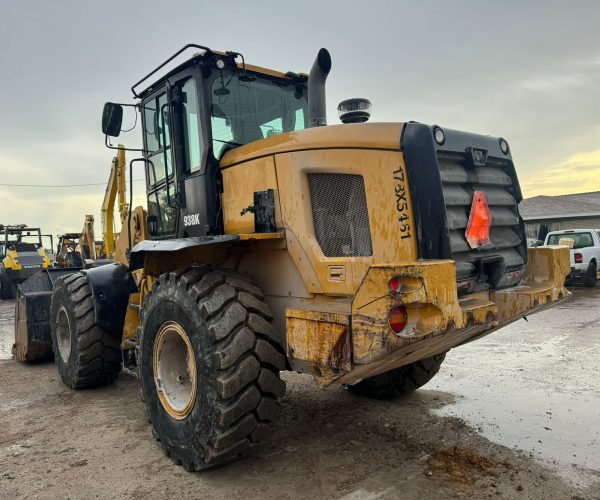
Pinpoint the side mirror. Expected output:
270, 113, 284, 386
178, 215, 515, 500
102, 102, 123, 137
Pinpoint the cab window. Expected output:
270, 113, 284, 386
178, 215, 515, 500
147, 184, 177, 236
210, 73, 308, 158
143, 92, 172, 185
181, 78, 203, 173
547, 232, 594, 248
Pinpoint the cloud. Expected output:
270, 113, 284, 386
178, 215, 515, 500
515, 55, 600, 94
521, 148, 600, 197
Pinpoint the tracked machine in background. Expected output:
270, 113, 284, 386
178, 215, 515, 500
21, 44, 569, 470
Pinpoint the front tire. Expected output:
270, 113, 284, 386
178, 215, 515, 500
139, 266, 286, 471
347, 353, 446, 399
50, 272, 122, 388
583, 261, 597, 287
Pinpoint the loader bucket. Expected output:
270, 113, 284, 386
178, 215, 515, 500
13, 268, 80, 362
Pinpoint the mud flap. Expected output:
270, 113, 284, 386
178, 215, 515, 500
13, 268, 80, 362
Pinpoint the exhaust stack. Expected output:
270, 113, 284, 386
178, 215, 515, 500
308, 48, 332, 127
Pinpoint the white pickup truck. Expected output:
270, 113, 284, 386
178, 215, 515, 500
544, 229, 600, 287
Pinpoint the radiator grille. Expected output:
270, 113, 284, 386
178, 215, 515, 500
438, 151, 527, 284
308, 173, 372, 257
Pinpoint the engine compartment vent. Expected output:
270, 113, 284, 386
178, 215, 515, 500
308, 173, 372, 257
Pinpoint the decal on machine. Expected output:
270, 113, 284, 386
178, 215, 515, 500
393, 166, 412, 239
183, 213, 201, 227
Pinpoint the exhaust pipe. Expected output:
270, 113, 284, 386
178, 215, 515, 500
308, 48, 332, 127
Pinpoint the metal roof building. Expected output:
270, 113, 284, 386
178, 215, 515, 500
519, 191, 600, 241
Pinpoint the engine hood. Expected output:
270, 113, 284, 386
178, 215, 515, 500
220, 122, 405, 168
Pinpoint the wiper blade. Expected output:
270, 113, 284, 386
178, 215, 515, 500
213, 138, 243, 147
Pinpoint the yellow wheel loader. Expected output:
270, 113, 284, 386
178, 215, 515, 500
22, 44, 569, 470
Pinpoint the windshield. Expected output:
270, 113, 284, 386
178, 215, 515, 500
210, 72, 307, 158
547, 232, 594, 249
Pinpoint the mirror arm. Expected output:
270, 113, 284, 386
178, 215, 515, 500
105, 135, 144, 152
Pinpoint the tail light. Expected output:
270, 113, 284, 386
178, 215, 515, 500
389, 276, 400, 293
574, 252, 583, 264
465, 191, 492, 249
389, 305, 408, 334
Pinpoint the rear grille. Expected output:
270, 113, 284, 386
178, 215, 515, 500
438, 152, 527, 284
308, 173, 372, 257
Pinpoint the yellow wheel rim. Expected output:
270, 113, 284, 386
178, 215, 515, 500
153, 321, 197, 420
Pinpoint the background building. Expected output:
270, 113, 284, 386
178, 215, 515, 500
519, 191, 600, 241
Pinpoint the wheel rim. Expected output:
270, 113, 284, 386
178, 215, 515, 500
153, 321, 197, 420
56, 306, 72, 363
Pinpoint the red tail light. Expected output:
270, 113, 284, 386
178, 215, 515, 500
465, 191, 492, 249
389, 276, 400, 293
389, 305, 408, 334
574, 252, 583, 264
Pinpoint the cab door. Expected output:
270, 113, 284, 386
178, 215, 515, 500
169, 69, 220, 238
142, 88, 178, 238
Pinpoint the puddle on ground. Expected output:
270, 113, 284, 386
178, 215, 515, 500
429, 290, 600, 485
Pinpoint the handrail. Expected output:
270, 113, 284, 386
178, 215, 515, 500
131, 44, 211, 98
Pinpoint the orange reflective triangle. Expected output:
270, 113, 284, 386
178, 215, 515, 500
465, 191, 492, 248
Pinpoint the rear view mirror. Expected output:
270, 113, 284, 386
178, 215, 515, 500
102, 102, 123, 137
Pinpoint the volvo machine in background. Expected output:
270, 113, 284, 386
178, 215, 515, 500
0, 225, 52, 299
20, 45, 569, 471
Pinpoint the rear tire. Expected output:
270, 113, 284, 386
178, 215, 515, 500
50, 272, 122, 388
0, 266, 16, 299
347, 353, 446, 399
139, 266, 286, 471
583, 261, 597, 287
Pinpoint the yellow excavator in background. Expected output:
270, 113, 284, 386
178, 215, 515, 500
78, 146, 129, 263
14, 145, 140, 360
102, 146, 129, 258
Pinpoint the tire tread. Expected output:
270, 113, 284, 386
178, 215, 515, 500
140, 265, 286, 470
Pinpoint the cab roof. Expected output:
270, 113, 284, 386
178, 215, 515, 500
134, 44, 307, 99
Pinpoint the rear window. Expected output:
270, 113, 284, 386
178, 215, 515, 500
547, 232, 594, 249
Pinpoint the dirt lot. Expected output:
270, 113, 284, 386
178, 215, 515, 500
1, 288, 599, 499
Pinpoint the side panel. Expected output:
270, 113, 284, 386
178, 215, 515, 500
275, 149, 418, 295
221, 156, 281, 234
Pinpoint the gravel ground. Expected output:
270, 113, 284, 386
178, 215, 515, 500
0, 287, 599, 499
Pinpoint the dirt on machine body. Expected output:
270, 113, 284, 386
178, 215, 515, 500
15, 44, 570, 471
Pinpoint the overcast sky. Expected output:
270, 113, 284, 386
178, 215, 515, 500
1, 0, 599, 241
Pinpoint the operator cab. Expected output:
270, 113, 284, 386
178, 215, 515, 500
102, 46, 309, 241
1, 226, 43, 254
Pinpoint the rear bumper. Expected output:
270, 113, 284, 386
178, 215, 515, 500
568, 263, 589, 278
286, 245, 570, 386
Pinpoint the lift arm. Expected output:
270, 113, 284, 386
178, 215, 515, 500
101, 145, 128, 258
79, 215, 97, 260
